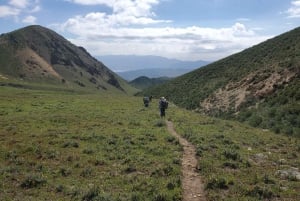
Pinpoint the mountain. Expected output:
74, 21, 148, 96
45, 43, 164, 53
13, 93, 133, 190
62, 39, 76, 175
117, 67, 197, 81
0, 25, 136, 94
142, 27, 300, 136
129, 76, 171, 90
98, 55, 209, 80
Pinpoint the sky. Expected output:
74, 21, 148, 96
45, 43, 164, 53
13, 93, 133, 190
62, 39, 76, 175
0, 0, 300, 63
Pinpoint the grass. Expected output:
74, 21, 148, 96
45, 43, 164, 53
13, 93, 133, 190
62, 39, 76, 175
168, 106, 300, 200
0, 85, 182, 200
1, 84, 299, 200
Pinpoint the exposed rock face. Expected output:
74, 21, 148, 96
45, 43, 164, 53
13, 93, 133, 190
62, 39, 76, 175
201, 69, 297, 114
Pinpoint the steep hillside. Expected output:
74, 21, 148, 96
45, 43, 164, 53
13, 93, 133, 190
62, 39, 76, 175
0, 25, 136, 94
129, 76, 171, 90
143, 27, 300, 136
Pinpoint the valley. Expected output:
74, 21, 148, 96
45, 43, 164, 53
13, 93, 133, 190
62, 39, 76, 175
0, 85, 299, 200
0, 25, 299, 201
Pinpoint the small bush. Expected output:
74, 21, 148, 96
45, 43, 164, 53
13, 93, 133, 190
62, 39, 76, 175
56, 184, 65, 193
20, 174, 46, 188
59, 167, 71, 177
263, 174, 276, 184
155, 120, 165, 127
82, 186, 99, 201
80, 167, 93, 177
248, 115, 263, 127
165, 136, 178, 144
154, 193, 167, 201
247, 185, 274, 199
206, 177, 229, 190
223, 150, 240, 161
83, 148, 94, 155
222, 162, 239, 169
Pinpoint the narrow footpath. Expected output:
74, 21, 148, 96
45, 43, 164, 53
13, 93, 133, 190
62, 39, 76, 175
166, 121, 206, 201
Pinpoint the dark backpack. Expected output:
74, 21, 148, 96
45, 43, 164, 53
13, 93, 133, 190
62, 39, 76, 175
161, 100, 168, 109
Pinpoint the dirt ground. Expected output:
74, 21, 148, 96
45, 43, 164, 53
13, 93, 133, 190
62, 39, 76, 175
166, 121, 206, 201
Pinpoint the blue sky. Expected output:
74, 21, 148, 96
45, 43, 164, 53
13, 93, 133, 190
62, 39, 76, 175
1, 0, 300, 62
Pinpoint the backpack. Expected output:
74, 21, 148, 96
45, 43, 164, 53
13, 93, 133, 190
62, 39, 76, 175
161, 99, 168, 109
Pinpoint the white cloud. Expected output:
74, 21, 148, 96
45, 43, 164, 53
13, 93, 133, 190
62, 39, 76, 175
65, 0, 114, 6
57, 0, 273, 62
9, 0, 29, 8
22, 15, 36, 24
0, 0, 40, 20
287, 0, 300, 18
65, 0, 168, 26
0, 5, 19, 17
63, 19, 270, 61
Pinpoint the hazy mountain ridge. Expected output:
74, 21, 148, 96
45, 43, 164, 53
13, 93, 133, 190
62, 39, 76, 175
99, 55, 209, 80
129, 76, 172, 90
117, 67, 201, 81
0, 25, 136, 94
143, 27, 300, 136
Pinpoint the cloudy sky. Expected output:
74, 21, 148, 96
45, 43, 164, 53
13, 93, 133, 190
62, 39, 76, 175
0, 0, 300, 62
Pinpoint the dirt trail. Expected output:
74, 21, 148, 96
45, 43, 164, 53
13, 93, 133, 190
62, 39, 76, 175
166, 121, 206, 201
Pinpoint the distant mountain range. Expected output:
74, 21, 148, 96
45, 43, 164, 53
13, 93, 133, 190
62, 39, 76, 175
0, 25, 137, 94
129, 76, 171, 90
98, 55, 209, 80
142, 26, 300, 136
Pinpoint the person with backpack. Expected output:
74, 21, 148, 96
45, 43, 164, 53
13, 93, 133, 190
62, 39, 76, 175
159, 97, 168, 118
143, 96, 150, 107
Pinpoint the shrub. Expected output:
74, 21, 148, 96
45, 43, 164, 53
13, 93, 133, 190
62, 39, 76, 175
222, 162, 239, 169
246, 185, 274, 199
155, 120, 165, 127
20, 174, 46, 188
80, 167, 93, 177
83, 148, 94, 154
154, 193, 167, 201
59, 167, 71, 177
56, 184, 65, 193
223, 150, 240, 161
249, 115, 263, 127
206, 177, 229, 190
82, 186, 99, 201
165, 136, 178, 144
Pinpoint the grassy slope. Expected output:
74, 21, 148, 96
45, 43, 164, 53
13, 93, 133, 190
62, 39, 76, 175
143, 27, 300, 136
0, 86, 299, 200
144, 27, 300, 109
169, 107, 300, 200
0, 86, 182, 201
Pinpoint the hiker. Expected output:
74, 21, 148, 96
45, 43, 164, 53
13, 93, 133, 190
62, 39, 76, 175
159, 97, 168, 118
143, 96, 150, 107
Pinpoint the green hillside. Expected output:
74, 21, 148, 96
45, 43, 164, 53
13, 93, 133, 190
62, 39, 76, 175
0, 25, 138, 95
0, 85, 299, 200
129, 76, 171, 90
143, 27, 300, 136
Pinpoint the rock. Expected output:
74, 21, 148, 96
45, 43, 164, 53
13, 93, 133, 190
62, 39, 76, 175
252, 153, 268, 164
276, 167, 300, 181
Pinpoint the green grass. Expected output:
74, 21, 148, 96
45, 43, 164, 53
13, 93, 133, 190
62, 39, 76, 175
1, 85, 299, 200
168, 106, 300, 201
0, 86, 182, 200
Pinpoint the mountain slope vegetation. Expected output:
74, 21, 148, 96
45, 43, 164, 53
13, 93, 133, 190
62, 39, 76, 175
143, 27, 300, 136
1, 85, 299, 200
0, 25, 137, 94
129, 76, 171, 90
